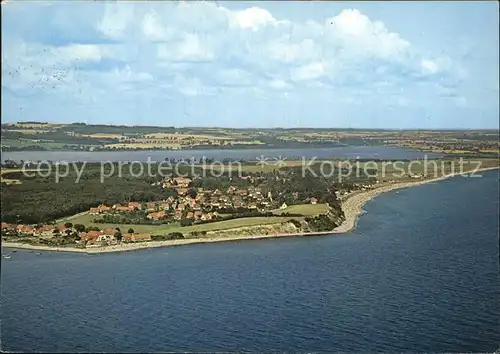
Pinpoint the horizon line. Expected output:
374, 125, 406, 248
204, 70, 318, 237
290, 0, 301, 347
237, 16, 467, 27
2, 121, 499, 131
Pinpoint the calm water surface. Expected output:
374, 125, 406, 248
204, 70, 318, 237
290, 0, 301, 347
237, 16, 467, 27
1, 171, 498, 352
2, 146, 442, 163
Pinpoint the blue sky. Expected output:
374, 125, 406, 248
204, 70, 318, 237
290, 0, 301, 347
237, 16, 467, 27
2, 1, 498, 129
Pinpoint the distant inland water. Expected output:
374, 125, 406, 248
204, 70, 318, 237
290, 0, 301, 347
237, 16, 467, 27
2, 146, 443, 163
1, 170, 498, 352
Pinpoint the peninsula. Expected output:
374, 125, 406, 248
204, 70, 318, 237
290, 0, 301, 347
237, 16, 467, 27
2, 155, 498, 254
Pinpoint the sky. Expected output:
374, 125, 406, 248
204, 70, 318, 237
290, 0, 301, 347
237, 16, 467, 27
1, 0, 499, 129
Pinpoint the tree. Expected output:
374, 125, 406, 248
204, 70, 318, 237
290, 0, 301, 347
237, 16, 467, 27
74, 224, 85, 233
64, 222, 73, 228
167, 232, 184, 240
186, 188, 197, 199
180, 219, 193, 227
114, 231, 122, 241
127, 228, 134, 234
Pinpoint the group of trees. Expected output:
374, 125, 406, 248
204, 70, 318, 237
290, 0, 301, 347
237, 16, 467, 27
151, 232, 184, 241
1, 164, 175, 224
305, 214, 340, 232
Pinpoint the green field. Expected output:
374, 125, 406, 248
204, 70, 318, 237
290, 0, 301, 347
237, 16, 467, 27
58, 214, 302, 236
58, 203, 327, 234
272, 203, 329, 216
1, 138, 74, 149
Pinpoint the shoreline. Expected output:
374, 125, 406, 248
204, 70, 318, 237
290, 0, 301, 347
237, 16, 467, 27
3, 166, 498, 254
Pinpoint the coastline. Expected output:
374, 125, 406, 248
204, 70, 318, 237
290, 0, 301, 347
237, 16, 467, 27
3, 166, 498, 254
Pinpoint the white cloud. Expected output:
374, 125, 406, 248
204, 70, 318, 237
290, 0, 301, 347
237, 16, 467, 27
229, 7, 277, 31
97, 2, 135, 40
268, 79, 293, 90
142, 12, 172, 41
265, 39, 319, 63
217, 68, 253, 86
157, 33, 214, 62
2, 1, 463, 120
327, 9, 410, 59
172, 74, 218, 97
291, 62, 327, 81
421, 59, 439, 74
55, 44, 103, 62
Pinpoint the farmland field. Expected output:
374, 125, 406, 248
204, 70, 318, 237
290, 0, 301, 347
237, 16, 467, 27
272, 203, 329, 216
58, 214, 302, 235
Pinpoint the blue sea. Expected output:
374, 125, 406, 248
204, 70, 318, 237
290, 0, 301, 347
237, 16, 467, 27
1, 170, 499, 352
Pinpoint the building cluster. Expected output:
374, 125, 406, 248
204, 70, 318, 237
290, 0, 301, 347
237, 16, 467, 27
79, 230, 151, 246
1, 222, 72, 238
88, 176, 276, 223
1, 222, 152, 247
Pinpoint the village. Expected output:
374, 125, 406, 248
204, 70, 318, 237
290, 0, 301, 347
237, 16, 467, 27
0, 168, 384, 250
89, 176, 282, 222
0, 175, 329, 248
0, 221, 153, 247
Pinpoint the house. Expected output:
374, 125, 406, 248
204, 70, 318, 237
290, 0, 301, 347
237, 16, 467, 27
158, 201, 171, 209
310, 197, 318, 205
177, 203, 186, 211
57, 225, 73, 236
89, 204, 111, 214
173, 177, 192, 188
34, 225, 55, 237
177, 188, 188, 196
101, 229, 117, 238
236, 189, 248, 196
114, 205, 130, 212
123, 233, 152, 242
97, 233, 115, 243
192, 204, 202, 211
16, 224, 35, 235
186, 211, 194, 219
200, 212, 214, 221
1, 222, 12, 230
280, 203, 288, 209
80, 231, 101, 245
97, 204, 111, 213
174, 210, 183, 220
128, 202, 142, 210
147, 211, 167, 220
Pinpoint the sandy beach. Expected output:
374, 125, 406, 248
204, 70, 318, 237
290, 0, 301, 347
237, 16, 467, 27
3, 166, 498, 254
